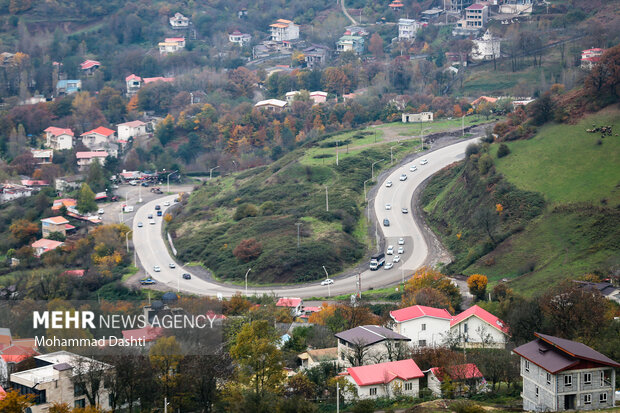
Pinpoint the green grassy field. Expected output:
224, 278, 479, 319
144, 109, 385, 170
492, 108, 620, 206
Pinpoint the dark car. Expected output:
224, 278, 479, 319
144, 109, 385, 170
147, 214, 153, 219
182, 273, 191, 280
155, 205, 161, 211
157, 210, 162, 216
383, 218, 390, 226
140, 278, 156, 285
141, 182, 149, 187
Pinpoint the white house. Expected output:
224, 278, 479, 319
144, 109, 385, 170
169, 12, 189, 29
449, 305, 510, 348
310, 91, 328, 104
335, 325, 410, 367
342, 359, 424, 400
31, 149, 54, 164
159, 37, 185, 54
402, 112, 433, 123
80, 127, 118, 157
229, 30, 252, 46
76, 151, 108, 169
389, 305, 452, 347
398, 18, 419, 41
31, 238, 64, 257
427, 363, 485, 397
581, 48, 605, 70
270, 19, 299, 42
472, 30, 501, 61
254, 99, 287, 112
117, 120, 147, 141
276, 297, 303, 316
44, 127, 74, 150
1, 184, 33, 203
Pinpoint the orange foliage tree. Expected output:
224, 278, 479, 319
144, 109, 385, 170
401, 267, 461, 312
467, 274, 488, 300
308, 302, 379, 333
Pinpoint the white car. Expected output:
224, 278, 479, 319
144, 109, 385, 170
169, 263, 176, 268
398, 238, 405, 245
153, 266, 161, 272
97, 208, 104, 214
386, 245, 394, 255
399, 174, 407, 181
137, 222, 143, 228
149, 220, 155, 225
321, 278, 334, 286
402, 208, 409, 214
164, 201, 170, 206
385, 180, 393, 188
420, 159, 428, 165
410, 165, 417, 172
398, 246, 405, 254
385, 203, 392, 210
393, 255, 401, 263
384, 262, 394, 270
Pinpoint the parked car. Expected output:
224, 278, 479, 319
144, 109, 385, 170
137, 222, 143, 228
410, 165, 417, 172
398, 238, 405, 245
129, 181, 138, 186
399, 174, 407, 181
385, 180, 393, 188
153, 266, 161, 272
387, 245, 394, 255
383, 218, 390, 226
182, 273, 191, 280
110, 196, 120, 202
420, 159, 428, 165
141, 182, 149, 187
385, 203, 392, 210
397, 246, 404, 254
140, 278, 155, 285
169, 263, 176, 268
321, 278, 334, 286
393, 255, 401, 263
384, 262, 394, 270
402, 208, 408, 214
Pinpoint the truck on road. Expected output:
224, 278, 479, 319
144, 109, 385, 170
369, 252, 385, 270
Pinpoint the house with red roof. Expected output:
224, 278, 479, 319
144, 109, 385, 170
581, 48, 605, 70
80, 60, 101, 75
159, 37, 186, 54
0, 328, 39, 378
52, 198, 77, 211
31, 238, 64, 257
450, 304, 509, 348
61, 269, 85, 277
117, 120, 147, 141
44, 127, 74, 150
390, 305, 452, 347
341, 359, 424, 400
122, 326, 164, 343
125, 74, 176, 96
80, 127, 118, 157
276, 297, 303, 316
427, 363, 485, 397
513, 332, 619, 411
41, 216, 69, 237
389, 0, 404, 12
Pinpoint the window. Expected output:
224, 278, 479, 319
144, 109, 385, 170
421, 323, 426, 331
564, 375, 572, 386
75, 399, 86, 408
74, 384, 85, 397
584, 372, 592, 384
600, 393, 608, 403
418, 340, 427, 347
463, 323, 468, 333
546, 373, 551, 385
404, 382, 413, 391
535, 386, 539, 398
369, 387, 377, 396
524, 360, 530, 372
584, 394, 591, 405
600, 370, 611, 386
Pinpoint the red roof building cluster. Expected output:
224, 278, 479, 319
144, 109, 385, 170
343, 359, 424, 386
122, 326, 164, 342
44, 126, 74, 137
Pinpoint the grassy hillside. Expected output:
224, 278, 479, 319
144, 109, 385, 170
170, 131, 422, 284
422, 108, 620, 296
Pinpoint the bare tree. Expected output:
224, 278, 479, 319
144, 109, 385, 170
346, 338, 371, 367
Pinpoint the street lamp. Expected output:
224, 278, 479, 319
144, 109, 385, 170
166, 170, 177, 194
363, 178, 373, 222
125, 230, 133, 252
322, 266, 331, 297
371, 159, 384, 180
232, 160, 238, 172
324, 186, 329, 212
245, 268, 252, 296
209, 165, 220, 179
390, 143, 403, 165
420, 127, 431, 149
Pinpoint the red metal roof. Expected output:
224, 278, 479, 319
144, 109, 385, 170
76, 151, 109, 159
44, 126, 74, 137
466, 3, 485, 9
122, 326, 164, 342
390, 305, 452, 322
276, 297, 302, 307
31, 238, 64, 250
118, 120, 146, 128
80, 60, 101, 70
143, 76, 175, 84
62, 269, 85, 277
430, 363, 483, 382
165, 37, 185, 42
81, 126, 115, 137
41, 216, 69, 225
345, 359, 424, 386
0, 345, 39, 363
450, 305, 509, 334
126, 74, 142, 82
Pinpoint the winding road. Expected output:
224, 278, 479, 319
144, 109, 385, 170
132, 137, 479, 298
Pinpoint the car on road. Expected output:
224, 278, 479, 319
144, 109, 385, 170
148, 214, 153, 219
153, 266, 161, 272
110, 196, 120, 202
97, 208, 104, 214
129, 181, 138, 186
149, 220, 155, 225
164, 201, 170, 206
410, 165, 417, 172
123, 205, 134, 212
111, 185, 119, 189
155, 205, 161, 211
137, 222, 143, 228
384, 262, 394, 270
402, 208, 408, 214
397, 246, 405, 254
398, 238, 405, 245
141, 182, 149, 187
385, 203, 392, 210
399, 174, 407, 181
420, 159, 428, 165
157, 210, 163, 216
393, 255, 401, 263
321, 278, 334, 286
140, 278, 156, 285
385, 180, 393, 188
386, 245, 394, 255
169, 263, 176, 268
182, 273, 191, 280
383, 218, 390, 226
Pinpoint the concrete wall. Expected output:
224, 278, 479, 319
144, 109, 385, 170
393, 317, 450, 347
450, 316, 507, 348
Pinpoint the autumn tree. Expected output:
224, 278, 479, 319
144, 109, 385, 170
233, 238, 263, 262
368, 33, 384, 58
149, 336, 183, 406
322, 67, 351, 94
228, 67, 258, 98
71, 92, 106, 133
9, 219, 39, 244
308, 302, 379, 333
0, 390, 34, 412
584, 43, 620, 104
467, 274, 488, 300
77, 183, 97, 213
402, 267, 461, 311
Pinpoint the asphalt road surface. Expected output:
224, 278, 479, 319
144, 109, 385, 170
132, 137, 479, 298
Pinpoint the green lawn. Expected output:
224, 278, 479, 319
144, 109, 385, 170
377, 115, 489, 136
493, 108, 620, 206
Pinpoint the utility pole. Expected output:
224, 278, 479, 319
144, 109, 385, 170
323, 266, 330, 297
371, 159, 384, 179
336, 381, 340, 413
245, 268, 252, 296
336, 140, 339, 166
325, 186, 329, 212
209, 165, 220, 179
462, 114, 465, 137
358, 272, 362, 298
295, 222, 302, 248
125, 230, 133, 252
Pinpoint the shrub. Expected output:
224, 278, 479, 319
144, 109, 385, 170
351, 399, 376, 413
478, 153, 493, 175
233, 238, 263, 262
497, 143, 510, 158
233, 203, 258, 221
465, 143, 480, 158
451, 400, 485, 413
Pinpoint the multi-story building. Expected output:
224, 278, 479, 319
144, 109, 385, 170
269, 19, 299, 42
229, 30, 252, 46
169, 12, 189, 29
513, 332, 619, 411
335, 325, 410, 367
9, 351, 112, 411
31, 149, 54, 165
44, 127, 74, 150
80, 127, 118, 157
389, 305, 451, 347
471, 29, 501, 61
464, 3, 488, 28
117, 120, 147, 141
76, 151, 108, 169
342, 359, 424, 400
449, 304, 510, 348
303, 44, 330, 68
56, 79, 81, 96
581, 48, 605, 70
41, 216, 69, 238
158, 37, 185, 54
336, 35, 365, 55
398, 18, 419, 41
79, 60, 100, 76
